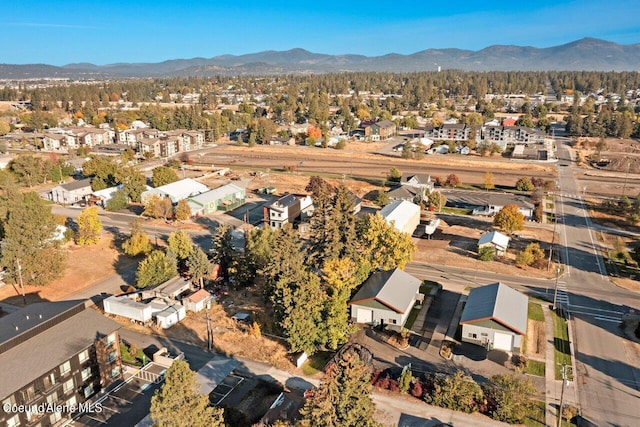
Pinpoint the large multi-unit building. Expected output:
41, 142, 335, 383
0, 300, 123, 427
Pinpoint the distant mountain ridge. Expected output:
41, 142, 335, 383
1, 38, 639, 79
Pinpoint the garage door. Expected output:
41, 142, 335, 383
493, 332, 513, 351
356, 308, 373, 323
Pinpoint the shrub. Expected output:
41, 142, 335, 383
478, 246, 495, 261
410, 379, 424, 398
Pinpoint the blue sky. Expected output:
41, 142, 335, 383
2, 0, 639, 65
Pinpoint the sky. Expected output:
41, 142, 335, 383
2, 0, 639, 66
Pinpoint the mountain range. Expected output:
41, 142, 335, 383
1, 38, 639, 79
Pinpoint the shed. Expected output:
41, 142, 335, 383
459, 282, 528, 352
141, 178, 209, 204
155, 304, 186, 329
380, 200, 421, 234
478, 230, 511, 256
183, 289, 212, 313
187, 183, 246, 215
349, 269, 423, 327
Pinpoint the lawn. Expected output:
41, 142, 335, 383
526, 360, 546, 377
441, 207, 473, 215
528, 302, 545, 322
552, 310, 573, 380
404, 306, 421, 330
302, 351, 333, 376
120, 343, 147, 367
523, 401, 576, 427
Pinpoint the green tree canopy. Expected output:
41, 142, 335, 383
167, 230, 194, 260
152, 166, 179, 188
515, 177, 535, 192
210, 224, 235, 281
186, 247, 211, 288
135, 250, 178, 288
0, 190, 66, 286
485, 374, 537, 423
150, 360, 223, 427
425, 370, 483, 413
299, 344, 378, 427
106, 189, 129, 211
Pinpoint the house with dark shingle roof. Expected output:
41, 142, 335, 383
363, 119, 396, 141
349, 269, 423, 327
459, 282, 528, 352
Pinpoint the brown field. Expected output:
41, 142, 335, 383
524, 319, 546, 359
0, 233, 136, 305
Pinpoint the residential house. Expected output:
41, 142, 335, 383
388, 185, 421, 203
400, 173, 434, 199
187, 183, 246, 216
92, 184, 124, 208
363, 120, 396, 141
269, 136, 296, 146
0, 300, 123, 427
459, 282, 528, 352
141, 178, 209, 204
264, 194, 302, 229
349, 269, 423, 327
379, 200, 421, 235
49, 178, 93, 204
103, 294, 185, 329
478, 230, 511, 256
441, 189, 534, 220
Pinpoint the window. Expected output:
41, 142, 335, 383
63, 378, 74, 394
46, 392, 58, 404
81, 367, 92, 382
389, 319, 397, 325
78, 349, 89, 364
44, 372, 56, 389
59, 361, 71, 376
84, 384, 94, 399
107, 350, 118, 364
110, 366, 121, 379
49, 411, 61, 424
21, 385, 36, 402
6, 414, 19, 427
2, 395, 16, 408
66, 396, 77, 408
105, 333, 116, 347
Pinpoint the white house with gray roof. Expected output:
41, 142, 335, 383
349, 269, 423, 327
459, 282, 528, 352
478, 230, 511, 256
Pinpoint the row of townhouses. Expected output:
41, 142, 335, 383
424, 123, 547, 149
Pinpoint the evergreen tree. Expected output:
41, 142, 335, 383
0, 190, 66, 286
76, 206, 102, 245
135, 250, 178, 288
186, 247, 211, 288
243, 226, 276, 284
167, 230, 194, 260
264, 224, 308, 322
330, 183, 358, 260
300, 345, 378, 427
210, 223, 235, 281
150, 360, 223, 427
281, 273, 327, 354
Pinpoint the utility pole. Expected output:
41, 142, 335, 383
16, 259, 27, 305
622, 160, 631, 198
557, 363, 569, 427
206, 312, 212, 352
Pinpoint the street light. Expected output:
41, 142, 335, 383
16, 259, 26, 305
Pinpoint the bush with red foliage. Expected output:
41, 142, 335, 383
375, 375, 391, 389
370, 369, 382, 385
388, 379, 400, 393
410, 379, 424, 398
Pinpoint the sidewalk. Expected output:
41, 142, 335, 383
544, 304, 578, 427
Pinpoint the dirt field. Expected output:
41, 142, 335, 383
0, 233, 136, 305
524, 319, 545, 359
414, 215, 557, 279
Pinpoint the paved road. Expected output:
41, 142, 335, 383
553, 141, 640, 426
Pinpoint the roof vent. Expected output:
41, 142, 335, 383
15, 325, 19, 331
25, 315, 29, 320
39, 314, 43, 319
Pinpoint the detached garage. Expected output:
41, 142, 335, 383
349, 269, 423, 328
459, 282, 528, 352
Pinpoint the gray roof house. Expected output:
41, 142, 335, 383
48, 178, 93, 204
459, 282, 528, 352
349, 269, 423, 327
478, 230, 511, 256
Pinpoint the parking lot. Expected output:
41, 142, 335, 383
68, 363, 166, 427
